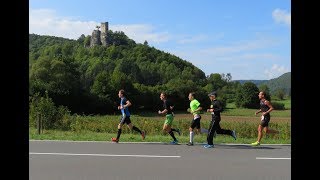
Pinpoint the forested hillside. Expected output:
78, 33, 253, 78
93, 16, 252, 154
263, 72, 291, 95
29, 32, 284, 114
29, 32, 220, 114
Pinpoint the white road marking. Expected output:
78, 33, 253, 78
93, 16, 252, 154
256, 157, 291, 160
29, 152, 181, 158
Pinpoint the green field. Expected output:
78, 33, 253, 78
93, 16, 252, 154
220, 101, 291, 117
29, 102, 291, 144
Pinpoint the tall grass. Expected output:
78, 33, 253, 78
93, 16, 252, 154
29, 99, 291, 144
30, 113, 291, 144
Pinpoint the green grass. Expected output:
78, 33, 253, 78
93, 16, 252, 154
29, 103, 291, 144
29, 126, 290, 144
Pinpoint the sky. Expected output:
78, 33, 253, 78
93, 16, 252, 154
29, 0, 291, 80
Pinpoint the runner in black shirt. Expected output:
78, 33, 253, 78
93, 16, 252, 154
251, 91, 279, 146
158, 92, 180, 144
204, 91, 236, 148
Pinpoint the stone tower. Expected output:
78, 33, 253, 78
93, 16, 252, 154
89, 22, 109, 47
100, 22, 108, 46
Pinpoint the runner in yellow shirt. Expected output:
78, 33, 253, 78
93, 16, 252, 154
186, 92, 207, 146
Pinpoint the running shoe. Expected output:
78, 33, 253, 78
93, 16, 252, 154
111, 137, 119, 143
203, 144, 214, 148
170, 140, 179, 145
251, 141, 260, 146
186, 142, 194, 146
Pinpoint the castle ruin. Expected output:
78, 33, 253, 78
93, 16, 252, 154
90, 22, 108, 47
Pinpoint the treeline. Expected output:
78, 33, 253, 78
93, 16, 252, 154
29, 33, 286, 115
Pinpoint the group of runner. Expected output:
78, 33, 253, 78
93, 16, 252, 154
111, 89, 278, 147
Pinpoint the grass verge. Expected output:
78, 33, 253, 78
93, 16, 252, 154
29, 127, 291, 144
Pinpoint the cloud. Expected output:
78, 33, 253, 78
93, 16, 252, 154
176, 33, 224, 44
168, 39, 288, 80
29, 8, 171, 43
199, 38, 278, 56
173, 47, 282, 66
177, 35, 208, 44
29, 8, 225, 46
272, 9, 291, 27
111, 24, 171, 44
236, 53, 281, 60
29, 9, 97, 39
264, 64, 290, 79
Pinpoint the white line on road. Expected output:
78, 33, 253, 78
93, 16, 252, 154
30, 152, 181, 158
256, 157, 291, 160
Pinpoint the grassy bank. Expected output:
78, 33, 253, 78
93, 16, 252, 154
29, 127, 290, 144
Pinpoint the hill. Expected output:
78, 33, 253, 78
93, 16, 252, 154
234, 72, 291, 95
263, 72, 291, 95
29, 33, 208, 113
29, 33, 206, 86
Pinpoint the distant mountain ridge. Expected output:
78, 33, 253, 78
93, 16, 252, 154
234, 79, 268, 86
234, 72, 291, 95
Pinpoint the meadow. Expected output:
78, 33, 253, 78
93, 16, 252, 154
29, 100, 291, 144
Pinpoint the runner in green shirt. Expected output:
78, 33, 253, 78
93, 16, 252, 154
186, 92, 208, 146
158, 92, 181, 144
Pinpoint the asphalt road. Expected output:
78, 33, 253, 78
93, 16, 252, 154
30, 140, 291, 180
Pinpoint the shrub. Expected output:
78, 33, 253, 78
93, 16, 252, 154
54, 106, 74, 130
29, 92, 72, 130
272, 102, 285, 110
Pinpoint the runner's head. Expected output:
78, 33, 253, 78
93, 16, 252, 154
258, 91, 266, 100
188, 92, 195, 101
118, 89, 125, 98
208, 91, 217, 100
160, 92, 167, 101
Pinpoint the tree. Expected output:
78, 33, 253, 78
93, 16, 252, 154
275, 88, 286, 100
207, 73, 227, 90
84, 35, 91, 47
77, 34, 86, 44
235, 82, 260, 108
110, 70, 134, 92
30, 57, 80, 96
90, 71, 112, 99
143, 40, 148, 46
